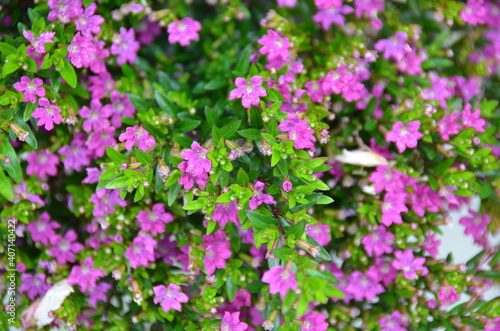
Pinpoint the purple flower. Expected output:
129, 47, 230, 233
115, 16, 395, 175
422, 232, 441, 258
167, 17, 202, 47
88, 72, 115, 100
89, 189, 127, 217
313, 5, 354, 30
392, 249, 428, 280
278, 113, 316, 149
58, 133, 91, 171
315, 0, 342, 10
232, 289, 251, 309
421, 74, 454, 109
26, 212, 60, 246
438, 286, 460, 306
221, 311, 248, 331
88, 282, 112, 307
306, 223, 331, 246
13, 76, 45, 103
367, 258, 398, 287
136, 203, 174, 235
229, 76, 267, 109
68, 257, 105, 293
459, 210, 490, 248
262, 265, 298, 298
374, 32, 410, 62
368, 165, 405, 194
105, 90, 136, 127
408, 184, 444, 217
282, 180, 293, 192
212, 201, 240, 228
153, 283, 189, 312
258, 29, 291, 69
249, 181, 277, 210
20, 273, 51, 300
461, 0, 487, 25
202, 230, 232, 275
180, 142, 212, 177
125, 234, 157, 269
31, 98, 62, 131
48, 230, 84, 264
301, 312, 329, 331
438, 113, 462, 141
47, 0, 83, 23
277, 0, 297, 7
79, 99, 113, 133
381, 192, 408, 227
354, 0, 384, 18
361, 226, 394, 257
345, 270, 385, 301
68, 32, 98, 68
14, 182, 45, 206
379, 311, 408, 331
385, 121, 423, 153
111, 27, 140, 65
82, 167, 102, 184
178, 161, 209, 190
23, 30, 55, 54
75, 3, 104, 36
87, 126, 117, 158
26, 149, 60, 178
119, 125, 156, 152
305, 80, 323, 103
462, 104, 486, 132
137, 18, 162, 45
485, 318, 500, 331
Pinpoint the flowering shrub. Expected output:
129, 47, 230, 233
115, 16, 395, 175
1, 0, 500, 330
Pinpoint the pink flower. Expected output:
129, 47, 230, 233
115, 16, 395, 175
31, 98, 62, 131
202, 230, 232, 275
354, 0, 384, 18
278, 113, 316, 149
221, 311, 248, 331
88, 282, 111, 308
105, 90, 136, 127
282, 180, 293, 192
438, 113, 461, 141
180, 142, 212, 177
421, 74, 454, 109
345, 270, 385, 301
20, 273, 51, 300
89, 189, 127, 218
367, 258, 398, 287
47, 0, 83, 24
262, 265, 298, 298
111, 27, 140, 65
381, 192, 408, 226
386, 120, 423, 153
461, 0, 487, 25
422, 232, 441, 258
374, 32, 410, 62
277, 0, 297, 7
306, 223, 331, 246
392, 249, 428, 280
313, 5, 354, 30
119, 125, 156, 152
167, 17, 202, 47
68, 32, 97, 68
249, 181, 277, 210
58, 133, 91, 171
87, 126, 117, 158
125, 234, 157, 269
27, 212, 60, 246
379, 311, 408, 331
75, 3, 104, 36
315, 0, 342, 10
48, 230, 84, 264
13, 77, 45, 103
232, 289, 251, 309
68, 257, 104, 293
88, 72, 115, 100
408, 184, 444, 217
229, 76, 267, 109
79, 99, 113, 132
212, 201, 240, 228
136, 203, 174, 235
153, 283, 189, 312
301, 312, 329, 331
361, 226, 395, 257
485, 318, 500, 331
82, 167, 102, 184
178, 161, 209, 190
438, 286, 460, 306
258, 29, 291, 69
23, 30, 55, 54
368, 165, 405, 194
459, 210, 490, 248
462, 104, 486, 132
26, 149, 60, 178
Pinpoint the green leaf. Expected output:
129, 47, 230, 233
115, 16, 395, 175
317, 195, 334, 205
25, 56, 37, 73
60, 59, 77, 88
289, 194, 322, 213
206, 220, 217, 235
177, 120, 201, 133
183, 199, 205, 211
142, 121, 165, 142
434, 157, 455, 175
306, 235, 331, 261
0, 42, 16, 55
285, 221, 306, 238
237, 128, 261, 140
245, 211, 278, 229
0, 168, 14, 201
478, 271, 500, 280
205, 76, 227, 90
106, 146, 127, 163
136, 150, 153, 165
168, 183, 182, 206
306, 269, 338, 283
1, 138, 22, 184
23, 102, 37, 121
154, 90, 178, 116
221, 120, 241, 139
212, 126, 223, 144
234, 45, 252, 76
236, 168, 249, 185
2, 60, 20, 75
105, 176, 129, 189
225, 277, 237, 303
128, 94, 151, 111
205, 106, 219, 127
12, 116, 37, 149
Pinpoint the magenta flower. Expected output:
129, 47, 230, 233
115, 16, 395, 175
385, 121, 423, 153
136, 203, 174, 235
278, 113, 316, 149
20, 273, 51, 300
88, 282, 112, 308
221, 311, 248, 331
68, 32, 97, 68
202, 230, 232, 275
258, 29, 291, 69
23, 30, 55, 54
89, 189, 127, 218
75, 2, 104, 36
68, 257, 105, 293
313, 5, 354, 30
262, 265, 298, 298
345, 270, 385, 301
88, 72, 115, 100
58, 133, 91, 171
379, 311, 408, 331
282, 180, 293, 192
277, 0, 297, 7
137, 18, 162, 45
229, 76, 267, 109
178, 161, 209, 190
392, 249, 429, 280
47, 0, 83, 23
485, 318, 500, 331
13, 77, 45, 103
105, 90, 136, 127
301, 312, 329, 331
461, 0, 487, 25
167, 17, 202, 47
438, 113, 462, 141
381, 192, 408, 226
438, 286, 460, 306
232, 289, 251, 309
354, 0, 384, 18
180, 142, 212, 177
462, 104, 486, 132
408, 184, 444, 217
374, 32, 410, 62
119, 125, 156, 152
249, 181, 277, 210
305, 80, 323, 103
422, 232, 441, 259
153, 283, 189, 312
421, 74, 454, 109
89, 40, 110, 74
111, 27, 140, 65
306, 223, 331, 246
79, 99, 113, 132
367, 258, 398, 287
212, 201, 240, 228
82, 167, 102, 184
459, 210, 490, 248
87, 126, 117, 158
26, 149, 60, 178
14, 182, 45, 206
361, 226, 395, 257
315, 0, 342, 10
125, 234, 157, 269
26, 212, 60, 246
31, 98, 62, 131
48, 230, 84, 264
368, 165, 405, 194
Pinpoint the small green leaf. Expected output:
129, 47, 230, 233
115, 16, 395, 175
183, 199, 205, 211
205, 76, 227, 90
221, 120, 241, 139
0, 168, 14, 201
286, 221, 306, 238
236, 168, 249, 185
234, 45, 252, 76
306, 235, 331, 261
237, 128, 261, 140
60, 59, 77, 88
154, 90, 178, 116
225, 277, 237, 302
105, 176, 129, 189
245, 211, 278, 229
305, 269, 338, 283
106, 146, 127, 163
1, 138, 23, 184
289, 194, 322, 213
136, 150, 153, 165
2, 60, 21, 75
206, 220, 217, 235
0, 42, 16, 55
177, 120, 201, 133
168, 183, 182, 206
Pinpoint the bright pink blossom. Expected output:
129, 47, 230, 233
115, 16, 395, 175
249, 181, 277, 210
136, 203, 174, 235
361, 226, 395, 257
125, 234, 157, 269
221, 311, 248, 331
47, 0, 83, 23
392, 249, 429, 280
262, 265, 298, 298
167, 17, 202, 47
278, 113, 316, 149
212, 201, 240, 228
68, 257, 104, 293
68, 33, 98, 68
229, 76, 267, 109
75, 2, 104, 36
13, 77, 45, 103
202, 230, 232, 275
23, 30, 55, 54
20, 273, 51, 300
79, 99, 113, 133
32, 98, 62, 131
462, 104, 486, 132
26, 212, 60, 246
301, 312, 329, 331
385, 120, 423, 153
119, 125, 156, 151
438, 286, 460, 306
153, 283, 189, 312
26, 149, 60, 178
438, 113, 461, 141
111, 27, 140, 65
48, 230, 84, 264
